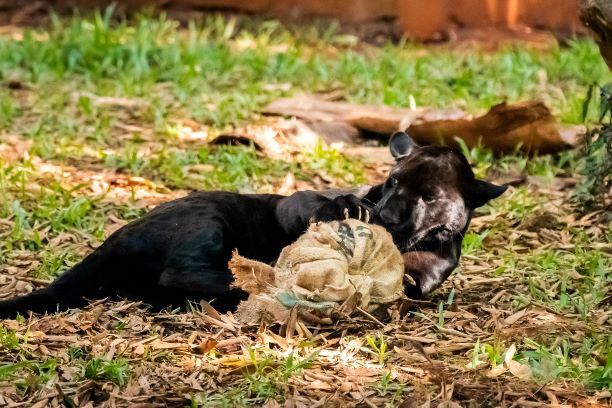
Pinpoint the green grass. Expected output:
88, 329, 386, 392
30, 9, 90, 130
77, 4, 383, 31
365, 333, 390, 365
193, 347, 319, 406
0, 9, 604, 194
462, 333, 611, 391
33, 249, 79, 279
0, 326, 60, 393
517, 336, 612, 390
0, 326, 20, 350
1, 161, 126, 244
81, 356, 131, 386
0, 30, 601, 211
0, 358, 58, 393
0, 11, 609, 143
452, 142, 611, 393
0, 91, 18, 129
243, 347, 319, 403
372, 371, 407, 407
457, 188, 611, 392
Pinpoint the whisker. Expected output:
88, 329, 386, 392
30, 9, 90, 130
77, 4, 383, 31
360, 197, 376, 207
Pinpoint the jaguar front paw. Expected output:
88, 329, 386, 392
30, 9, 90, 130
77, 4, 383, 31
311, 194, 371, 224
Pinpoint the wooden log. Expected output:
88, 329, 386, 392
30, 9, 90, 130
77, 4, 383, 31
262, 95, 465, 135
406, 101, 580, 154
262, 95, 582, 154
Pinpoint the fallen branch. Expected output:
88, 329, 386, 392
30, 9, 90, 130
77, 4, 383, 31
260, 95, 583, 155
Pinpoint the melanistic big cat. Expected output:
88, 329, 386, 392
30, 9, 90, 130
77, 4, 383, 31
0, 132, 506, 318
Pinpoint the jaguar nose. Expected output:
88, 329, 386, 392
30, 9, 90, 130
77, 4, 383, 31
436, 228, 452, 242
428, 225, 452, 243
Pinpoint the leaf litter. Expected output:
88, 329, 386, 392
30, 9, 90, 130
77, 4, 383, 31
0, 143, 610, 407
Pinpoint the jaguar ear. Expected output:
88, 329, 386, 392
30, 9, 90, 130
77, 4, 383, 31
389, 131, 417, 160
467, 179, 508, 208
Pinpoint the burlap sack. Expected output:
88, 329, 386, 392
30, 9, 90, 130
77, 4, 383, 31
229, 219, 404, 324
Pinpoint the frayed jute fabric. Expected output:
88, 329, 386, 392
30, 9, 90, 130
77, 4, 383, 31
229, 219, 404, 324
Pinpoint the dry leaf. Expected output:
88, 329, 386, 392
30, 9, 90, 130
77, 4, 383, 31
503, 308, 528, 325
197, 338, 218, 354
504, 344, 532, 380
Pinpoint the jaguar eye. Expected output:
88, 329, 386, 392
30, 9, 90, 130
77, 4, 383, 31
386, 177, 399, 188
422, 193, 437, 203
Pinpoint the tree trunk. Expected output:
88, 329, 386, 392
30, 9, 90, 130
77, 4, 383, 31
581, 0, 612, 69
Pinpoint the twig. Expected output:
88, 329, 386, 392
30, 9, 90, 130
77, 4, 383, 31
356, 307, 385, 327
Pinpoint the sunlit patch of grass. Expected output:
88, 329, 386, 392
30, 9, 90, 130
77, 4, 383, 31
0, 157, 147, 266
302, 141, 365, 185
461, 230, 489, 254
365, 332, 389, 365
456, 138, 580, 181
103, 143, 290, 190
480, 186, 545, 221
515, 245, 610, 318
101, 142, 364, 191
241, 346, 319, 404
190, 144, 288, 191
189, 346, 321, 405
103, 143, 147, 176
34, 249, 79, 279
0, 325, 20, 350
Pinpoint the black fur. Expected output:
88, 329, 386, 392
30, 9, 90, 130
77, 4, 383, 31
0, 133, 506, 318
